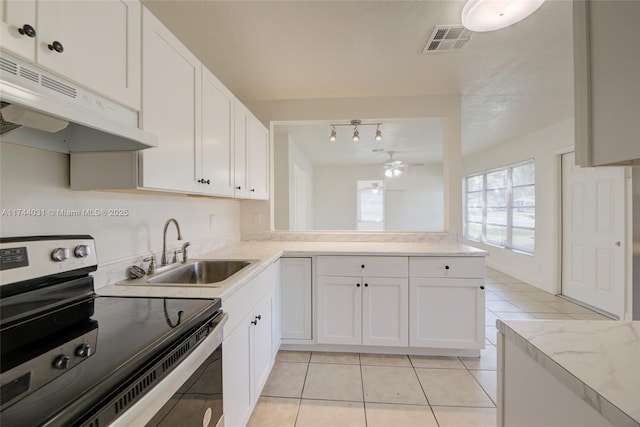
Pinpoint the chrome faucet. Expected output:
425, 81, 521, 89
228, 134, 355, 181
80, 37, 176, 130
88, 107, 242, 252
161, 218, 182, 266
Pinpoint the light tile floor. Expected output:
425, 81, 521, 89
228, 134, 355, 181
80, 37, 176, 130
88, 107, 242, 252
247, 268, 610, 427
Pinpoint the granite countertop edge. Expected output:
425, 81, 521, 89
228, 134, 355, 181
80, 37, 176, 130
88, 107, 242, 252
497, 319, 640, 427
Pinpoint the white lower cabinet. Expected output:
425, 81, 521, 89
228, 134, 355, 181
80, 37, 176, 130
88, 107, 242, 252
222, 310, 252, 427
316, 276, 362, 345
316, 256, 409, 347
409, 257, 485, 350
362, 277, 408, 346
280, 258, 312, 341
409, 278, 484, 349
222, 264, 276, 427
316, 276, 408, 346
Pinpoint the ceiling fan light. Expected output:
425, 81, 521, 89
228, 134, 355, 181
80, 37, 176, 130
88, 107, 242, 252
461, 0, 546, 32
393, 168, 401, 177
385, 169, 393, 178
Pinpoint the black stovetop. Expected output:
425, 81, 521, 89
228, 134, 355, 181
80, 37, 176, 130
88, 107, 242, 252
0, 294, 221, 426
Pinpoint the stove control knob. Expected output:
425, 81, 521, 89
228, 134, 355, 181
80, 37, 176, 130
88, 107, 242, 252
53, 354, 71, 370
51, 248, 69, 262
75, 343, 92, 358
74, 245, 92, 258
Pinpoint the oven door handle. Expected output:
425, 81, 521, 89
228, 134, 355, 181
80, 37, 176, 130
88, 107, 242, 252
208, 312, 227, 345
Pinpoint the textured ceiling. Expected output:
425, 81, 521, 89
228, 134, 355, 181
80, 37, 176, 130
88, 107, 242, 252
142, 0, 574, 156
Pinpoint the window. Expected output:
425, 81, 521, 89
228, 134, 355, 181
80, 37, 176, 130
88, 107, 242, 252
464, 160, 535, 254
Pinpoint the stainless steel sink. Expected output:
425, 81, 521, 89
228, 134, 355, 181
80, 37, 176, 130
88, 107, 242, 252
146, 260, 252, 285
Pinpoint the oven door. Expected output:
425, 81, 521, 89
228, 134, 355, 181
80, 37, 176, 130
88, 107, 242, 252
111, 312, 227, 427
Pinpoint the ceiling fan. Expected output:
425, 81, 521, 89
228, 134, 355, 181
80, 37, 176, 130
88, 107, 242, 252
383, 151, 405, 177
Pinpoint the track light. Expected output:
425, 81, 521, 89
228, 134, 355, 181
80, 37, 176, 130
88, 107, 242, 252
328, 119, 383, 142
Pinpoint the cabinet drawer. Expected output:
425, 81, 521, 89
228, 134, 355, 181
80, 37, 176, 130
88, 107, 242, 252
317, 256, 408, 277
409, 257, 484, 278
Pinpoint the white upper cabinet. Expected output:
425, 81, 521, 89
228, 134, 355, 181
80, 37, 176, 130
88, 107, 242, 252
248, 114, 269, 199
234, 99, 269, 200
0, 0, 36, 60
139, 7, 201, 193
0, 0, 141, 110
68, 4, 270, 201
200, 66, 235, 197
574, 0, 640, 166
234, 100, 251, 198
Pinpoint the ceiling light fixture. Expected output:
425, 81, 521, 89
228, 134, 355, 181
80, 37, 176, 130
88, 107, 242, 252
329, 126, 337, 142
461, 0, 546, 32
375, 125, 383, 141
328, 119, 382, 142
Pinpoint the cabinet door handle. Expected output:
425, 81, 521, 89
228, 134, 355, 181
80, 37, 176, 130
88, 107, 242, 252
255, 314, 262, 320
48, 41, 64, 53
236, 186, 241, 190
18, 24, 36, 38
251, 319, 257, 325
364, 283, 368, 287
250, 188, 255, 192
480, 285, 485, 290
361, 264, 365, 269
356, 283, 360, 287
444, 265, 450, 270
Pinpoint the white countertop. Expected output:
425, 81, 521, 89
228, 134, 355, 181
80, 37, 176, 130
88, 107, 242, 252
97, 240, 487, 300
497, 319, 640, 427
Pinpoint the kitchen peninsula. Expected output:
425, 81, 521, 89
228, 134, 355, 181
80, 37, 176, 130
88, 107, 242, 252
97, 239, 487, 426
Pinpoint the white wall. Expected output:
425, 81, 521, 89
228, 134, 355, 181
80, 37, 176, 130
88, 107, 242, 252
462, 118, 574, 293
274, 133, 315, 230
289, 135, 314, 229
0, 142, 241, 287
246, 95, 462, 235
312, 164, 443, 231
313, 165, 374, 230
273, 133, 290, 229
385, 164, 444, 231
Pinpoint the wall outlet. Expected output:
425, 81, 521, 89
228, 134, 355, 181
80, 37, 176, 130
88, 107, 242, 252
209, 213, 215, 229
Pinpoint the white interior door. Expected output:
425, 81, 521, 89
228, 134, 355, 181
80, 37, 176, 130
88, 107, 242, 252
561, 151, 625, 317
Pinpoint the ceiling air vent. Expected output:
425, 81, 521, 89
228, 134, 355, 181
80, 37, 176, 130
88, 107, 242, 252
423, 25, 472, 53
